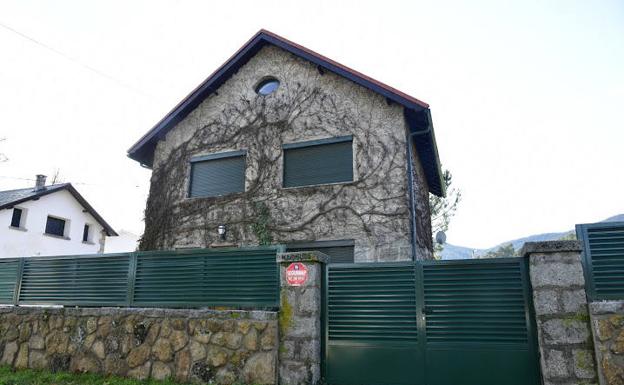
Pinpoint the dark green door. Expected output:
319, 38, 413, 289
324, 262, 425, 385
323, 258, 541, 385
421, 258, 541, 385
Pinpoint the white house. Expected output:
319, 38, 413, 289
104, 229, 139, 253
0, 175, 117, 258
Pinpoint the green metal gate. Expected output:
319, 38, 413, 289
324, 257, 540, 385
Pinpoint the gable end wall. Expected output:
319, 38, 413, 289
145, 45, 432, 261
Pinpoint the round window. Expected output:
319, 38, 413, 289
255, 77, 280, 95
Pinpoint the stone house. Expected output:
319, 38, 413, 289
128, 30, 444, 262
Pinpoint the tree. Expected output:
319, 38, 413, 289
430, 169, 461, 257
480, 243, 517, 258
559, 231, 577, 241
50, 168, 64, 184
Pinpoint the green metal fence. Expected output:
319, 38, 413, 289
324, 257, 541, 385
0, 246, 282, 308
576, 221, 624, 301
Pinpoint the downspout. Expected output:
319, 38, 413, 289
406, 125, 431, 261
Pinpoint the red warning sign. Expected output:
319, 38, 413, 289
286, 262, 308, 286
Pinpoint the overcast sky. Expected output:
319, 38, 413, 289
0, 0, 622, 249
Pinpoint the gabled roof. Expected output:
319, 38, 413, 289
0, 183, 117, 236
127, 29, 444, 196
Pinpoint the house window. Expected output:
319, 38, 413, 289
189, 151, 246, 198
287, 240, 355, 264
82, 224, 90, 242
255, 77, 280, 95
283, 136, 353, 188
45, 216, 66, 237
10, 208, 23, 228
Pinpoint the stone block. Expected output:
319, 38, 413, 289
260, 324, 277, 350
298, 289, 321, 314
298, 339, 320, 362
544, 349, 570, 378
530, 262, 585, 288
542, 319, 590, 345
152, 339, 173, 362
533, 289, 560, 315
29, 335, 45, 350
243, 327, 258, 351
279, 360, 308, 385
280, 340, 296, 360
242, 352, 276, 384
1, 341, 18, 365
14, 343, 28, 369
562, 289, 588, 313
151, 361, 171, 380
29, 350, 48, 370
573, 349, 596, 379
595, 318, 615, 341
287, 316, 319, 339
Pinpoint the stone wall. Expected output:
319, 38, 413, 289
142, 44, 433, 262
277, 251, 326, 385
0, 307, 278, 384
522, 241, 598, 385
589, 301, 624, 385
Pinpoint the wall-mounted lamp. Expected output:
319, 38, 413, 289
218, 225, 227, 241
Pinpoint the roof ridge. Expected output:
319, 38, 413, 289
0, 182, 69, 194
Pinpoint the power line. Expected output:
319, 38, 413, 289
0, 175, 146, 188
0, 20, 154, 98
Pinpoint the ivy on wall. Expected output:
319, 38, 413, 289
139, 81, 431, 255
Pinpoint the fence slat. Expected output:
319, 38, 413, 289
577, 221, 624, 301
1, 246, 280, 309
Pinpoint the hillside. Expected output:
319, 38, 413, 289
440, 214, 624, 260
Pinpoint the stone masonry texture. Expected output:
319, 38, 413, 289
143, 44, 433, 261
589, 301, 624, 385
0, 307, 278, 384
277, 251, 326, 385
523, 241, 598, 385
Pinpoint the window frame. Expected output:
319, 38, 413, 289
44, 215, 69, 239
9, 207, 26, 230
282, 135, 354, 188
254, 77, 280, 95
187, 150, 247, 199
82, 223, 92, 243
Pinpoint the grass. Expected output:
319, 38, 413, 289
0, 366, 184, 385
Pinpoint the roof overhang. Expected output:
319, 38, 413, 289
127, 29, 444, 196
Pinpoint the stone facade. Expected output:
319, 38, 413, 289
589, 301, 624, 385
142, 44, 433, 261
277, 251, 326, 385
0, 307, 278, 384
523, 241, 598, 385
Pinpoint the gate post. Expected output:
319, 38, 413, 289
277, 251, 328, 385
521, 241, 598, 384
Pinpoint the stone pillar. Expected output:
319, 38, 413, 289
277, 251, 327, 385
522, 241, 598, 385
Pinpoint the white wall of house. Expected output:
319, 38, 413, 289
104, 230, 138, 253
0, 189, 106, 258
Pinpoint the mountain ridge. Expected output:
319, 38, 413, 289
441, 214, 624, 260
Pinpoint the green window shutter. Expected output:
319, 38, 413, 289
283, 137, 353, 187
189, 152, 245, 198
